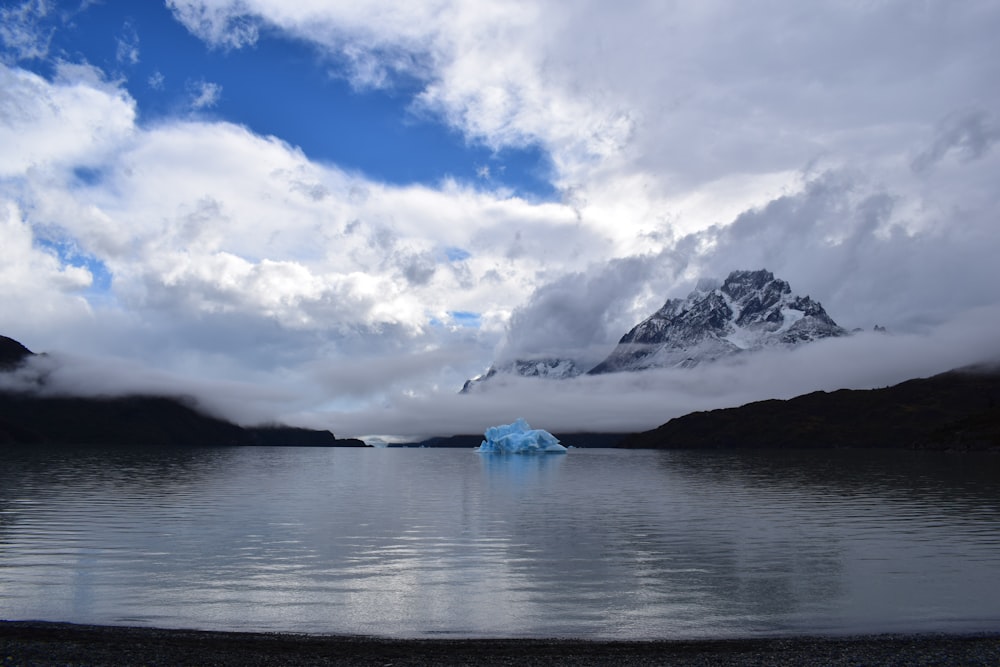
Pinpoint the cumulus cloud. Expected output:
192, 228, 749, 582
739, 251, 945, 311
159, 1, 1000, 248
0, 202, 95, 331
0, 61, 576, 404
0, 63, 135, 176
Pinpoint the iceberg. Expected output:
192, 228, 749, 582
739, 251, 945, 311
477, 418, 567, 454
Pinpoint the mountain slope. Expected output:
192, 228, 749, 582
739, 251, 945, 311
619, 365, 1000, 450
463, 269, 848, 390
0, 391, 369, 447
461, 357, 582, 392
590, 269, 846, 374
0, 335, 366, 447
0, 335, 34, 370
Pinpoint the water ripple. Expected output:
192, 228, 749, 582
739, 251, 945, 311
1, 446, 1000, 638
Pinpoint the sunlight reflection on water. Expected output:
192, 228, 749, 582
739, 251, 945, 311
1, 446, 999, 638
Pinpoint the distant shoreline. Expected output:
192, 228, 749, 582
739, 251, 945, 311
3, 621, 1000, 666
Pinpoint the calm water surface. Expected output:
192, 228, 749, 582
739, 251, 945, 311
1, 446, 999, 639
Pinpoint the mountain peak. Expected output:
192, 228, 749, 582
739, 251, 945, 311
720, 269, 786, 299
461, 357, 582, 393
589, 269, 846, 374
461, 269, 847, 390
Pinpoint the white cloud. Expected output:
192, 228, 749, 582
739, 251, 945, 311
0, 63, 135, 176
0, 202, 95, 340
166, 0, 260, 50
189, 79, 222, 109
0, 0, 52, 62
159, 1, 1000, 263
148, 70, 165, 89
116, 21, 140, 66
0, 350, 303, 426
0, 62, 590, 403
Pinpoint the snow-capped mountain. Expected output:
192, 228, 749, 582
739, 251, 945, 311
588, 269, 847, 374
461, 269, 848, 391
461, 357, 582, 393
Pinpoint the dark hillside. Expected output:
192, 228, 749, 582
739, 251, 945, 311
0, 392, 365, 447
0, 335, 365, 447
620, 366, 1000, 451
0, 335, 33, 370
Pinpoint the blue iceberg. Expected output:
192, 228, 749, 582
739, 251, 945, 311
477, 418, 567, 454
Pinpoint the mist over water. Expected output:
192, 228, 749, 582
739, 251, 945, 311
1, 446, 999, 639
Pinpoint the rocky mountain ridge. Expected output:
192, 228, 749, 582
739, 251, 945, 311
461, 357, 583, 392
590, 269, 847, 374
464, 269, 847, 390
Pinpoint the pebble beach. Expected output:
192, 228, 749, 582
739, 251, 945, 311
4, 622, 1000, 666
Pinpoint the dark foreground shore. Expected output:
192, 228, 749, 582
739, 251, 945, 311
3, 622, 1000, 666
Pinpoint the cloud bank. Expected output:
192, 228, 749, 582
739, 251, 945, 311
314, 305, 1000, 439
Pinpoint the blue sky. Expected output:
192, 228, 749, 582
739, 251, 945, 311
2, 0, 1000, 438
12, 0, 554, 196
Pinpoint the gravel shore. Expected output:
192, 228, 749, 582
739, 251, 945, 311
3, 622, 1000, 666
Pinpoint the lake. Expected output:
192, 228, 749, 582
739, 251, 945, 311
1, 445, 999, 639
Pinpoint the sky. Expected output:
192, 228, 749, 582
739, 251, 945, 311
1, 0, 1000, 440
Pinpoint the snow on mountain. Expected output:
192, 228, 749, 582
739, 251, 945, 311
461, 357, 582, 393
588, 269, 847, 374
461, 269, 847, 391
